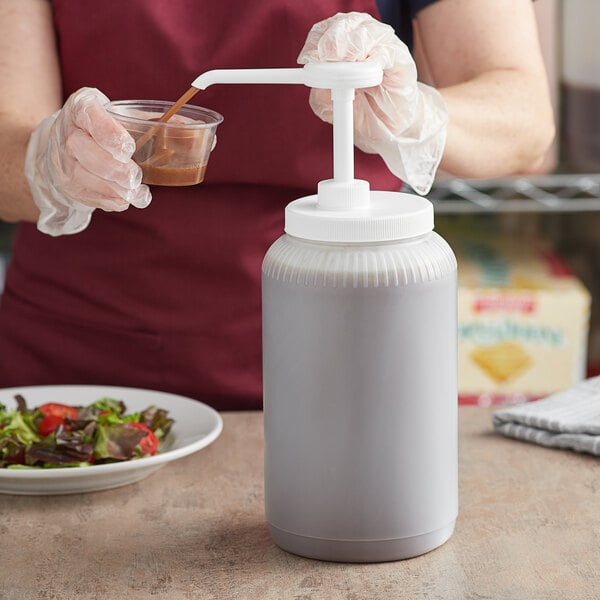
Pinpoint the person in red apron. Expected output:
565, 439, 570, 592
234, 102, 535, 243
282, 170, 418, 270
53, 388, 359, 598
0, 0, 554, 411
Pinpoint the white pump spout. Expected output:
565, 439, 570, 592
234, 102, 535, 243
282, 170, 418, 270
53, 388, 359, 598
191, 62, 382, 91
192, 68, 307, 90
191, 62, 383, 210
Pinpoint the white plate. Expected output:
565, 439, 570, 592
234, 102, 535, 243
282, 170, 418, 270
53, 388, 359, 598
0, 385, 223, 495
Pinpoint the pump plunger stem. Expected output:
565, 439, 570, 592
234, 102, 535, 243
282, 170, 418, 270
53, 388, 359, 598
331, 88, 355, 183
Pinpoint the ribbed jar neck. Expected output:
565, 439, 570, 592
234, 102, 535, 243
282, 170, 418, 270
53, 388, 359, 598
263, 231, 457, 289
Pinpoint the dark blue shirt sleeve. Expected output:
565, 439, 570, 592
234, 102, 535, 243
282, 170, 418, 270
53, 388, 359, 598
375, 0, 440, 49
405, 0, 440, 19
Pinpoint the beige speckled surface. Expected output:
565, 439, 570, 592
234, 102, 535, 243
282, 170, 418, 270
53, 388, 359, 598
1, 408, 599, 599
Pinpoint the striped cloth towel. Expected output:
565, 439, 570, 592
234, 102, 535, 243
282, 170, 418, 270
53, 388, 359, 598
493, 376, 600, 456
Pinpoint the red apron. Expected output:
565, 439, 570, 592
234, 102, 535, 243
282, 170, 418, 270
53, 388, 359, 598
0, 0, 400, 410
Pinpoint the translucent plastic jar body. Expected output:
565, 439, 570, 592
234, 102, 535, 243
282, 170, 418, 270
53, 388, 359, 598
262, 231, 458, 562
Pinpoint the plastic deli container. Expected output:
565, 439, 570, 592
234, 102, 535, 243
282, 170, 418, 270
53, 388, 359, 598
107, 100, 223, 186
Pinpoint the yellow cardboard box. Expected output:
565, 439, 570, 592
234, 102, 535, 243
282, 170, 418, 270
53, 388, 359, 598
451, 234, 591, 405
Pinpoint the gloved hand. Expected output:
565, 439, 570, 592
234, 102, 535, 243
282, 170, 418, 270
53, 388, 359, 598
25, 87, 152, 236
298, 12, 448, 195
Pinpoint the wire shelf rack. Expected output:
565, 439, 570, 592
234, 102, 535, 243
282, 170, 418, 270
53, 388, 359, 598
423, 173, 600, 213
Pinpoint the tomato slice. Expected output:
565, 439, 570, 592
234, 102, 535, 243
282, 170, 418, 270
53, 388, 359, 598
37, 403, 79, 420
38, 415, 66, 437
126, 422, 159, 456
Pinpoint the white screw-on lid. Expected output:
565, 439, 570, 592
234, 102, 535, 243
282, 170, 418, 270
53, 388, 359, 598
285, 190, 434, 243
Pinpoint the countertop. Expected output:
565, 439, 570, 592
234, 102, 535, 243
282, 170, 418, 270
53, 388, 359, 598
1, 407, 599, 600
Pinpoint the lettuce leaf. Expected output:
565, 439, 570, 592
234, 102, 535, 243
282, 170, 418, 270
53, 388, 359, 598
0, 437, 26, 467
94, 424, 146, 461
139, 406, 174, 440
90, 397, 126, 415
27, 422, 97, 465
0, 409, 40, 445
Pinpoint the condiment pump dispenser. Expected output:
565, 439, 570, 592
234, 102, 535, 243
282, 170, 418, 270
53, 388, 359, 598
193, 62, 458, 562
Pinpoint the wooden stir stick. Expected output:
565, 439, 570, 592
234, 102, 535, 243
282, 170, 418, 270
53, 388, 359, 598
135, 86, 200, 155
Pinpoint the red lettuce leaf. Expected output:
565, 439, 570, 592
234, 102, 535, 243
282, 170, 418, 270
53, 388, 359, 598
94, 424, 146, 461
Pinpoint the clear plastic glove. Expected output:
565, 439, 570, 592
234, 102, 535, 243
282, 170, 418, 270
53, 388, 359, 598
25, 87, 152, 236
298, 12, 448, 195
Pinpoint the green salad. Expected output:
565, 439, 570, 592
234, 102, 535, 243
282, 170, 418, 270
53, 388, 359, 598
0, 395, 174, 469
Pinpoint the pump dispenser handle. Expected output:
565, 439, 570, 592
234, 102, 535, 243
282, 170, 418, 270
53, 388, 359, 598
191, 62, 382, 91
191, 62, 433, 242
191, 62, 383, 210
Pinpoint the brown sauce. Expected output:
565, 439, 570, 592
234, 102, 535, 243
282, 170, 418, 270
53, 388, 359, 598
139, 162, 207, 186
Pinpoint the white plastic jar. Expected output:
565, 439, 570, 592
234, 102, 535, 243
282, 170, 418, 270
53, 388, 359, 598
262, 192, 458, 562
